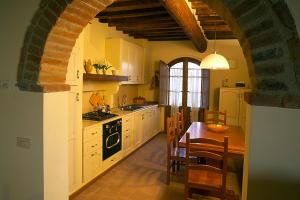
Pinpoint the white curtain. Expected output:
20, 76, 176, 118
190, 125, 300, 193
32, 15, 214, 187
169, 62, 183, 118
188, 62, 202, 123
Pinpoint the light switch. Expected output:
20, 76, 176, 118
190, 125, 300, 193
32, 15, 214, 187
16, 137, 31, 149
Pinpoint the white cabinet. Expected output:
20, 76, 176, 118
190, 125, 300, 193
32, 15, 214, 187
67, 32, 84, 194
122, 114, 134, 156
105, 38, 144, 84
134, 111, 144, 148
82, 125, 102, 183
219, 87, 251, 129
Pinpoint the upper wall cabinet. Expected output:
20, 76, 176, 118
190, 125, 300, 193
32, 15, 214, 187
105, 38, 145, 84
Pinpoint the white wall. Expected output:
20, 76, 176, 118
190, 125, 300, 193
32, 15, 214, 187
244, 105, 300, 200
0, 1, 45, 200
43, 93, 69, 200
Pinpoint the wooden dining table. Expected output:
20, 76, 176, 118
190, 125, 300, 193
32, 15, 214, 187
179, 122, 245, 158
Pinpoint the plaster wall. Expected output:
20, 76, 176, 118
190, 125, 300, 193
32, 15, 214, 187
245, 105, 300, 200
0, 1, 44, 200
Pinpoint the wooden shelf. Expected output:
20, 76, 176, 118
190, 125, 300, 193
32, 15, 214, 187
83, 73, 128, 82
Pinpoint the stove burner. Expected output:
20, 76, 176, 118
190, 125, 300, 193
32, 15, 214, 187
82, 111, 118, 121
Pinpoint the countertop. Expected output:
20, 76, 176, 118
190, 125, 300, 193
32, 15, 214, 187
82, 104, 159, 129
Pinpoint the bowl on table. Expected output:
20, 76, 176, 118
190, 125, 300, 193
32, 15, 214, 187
207, 124, 229, 133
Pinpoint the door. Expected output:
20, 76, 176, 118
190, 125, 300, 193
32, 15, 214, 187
159, 61, 169, 106
68, 86, 82, 193
219, 88, 240, 126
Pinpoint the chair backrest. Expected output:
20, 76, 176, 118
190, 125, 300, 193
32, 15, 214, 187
205, 110, 227, 125
166, 117, 177, 155
176, 111, 184, 136
185, 133, 229, 196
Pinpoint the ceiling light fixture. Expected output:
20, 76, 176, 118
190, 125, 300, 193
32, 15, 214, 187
200, 19, 230, 70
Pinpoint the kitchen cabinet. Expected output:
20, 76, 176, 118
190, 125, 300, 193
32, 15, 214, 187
105, 38, 145, 84
219, 87, 251, 129
134, 111, 144, 148
67, 32, 84, 194
122, 114, 134, 157
82, 124, 102, 183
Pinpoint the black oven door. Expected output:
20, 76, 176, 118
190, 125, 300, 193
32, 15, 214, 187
102, 119, 122, 160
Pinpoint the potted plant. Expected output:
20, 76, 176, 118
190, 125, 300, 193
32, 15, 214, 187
93, 60, 112, 75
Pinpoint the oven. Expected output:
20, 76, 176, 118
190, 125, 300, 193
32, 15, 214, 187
102, 118, 122, 161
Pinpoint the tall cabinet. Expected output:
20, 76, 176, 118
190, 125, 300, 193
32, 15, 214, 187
219, 87, 251, 130
105, 38, 145, 84
66, 32, 84, 194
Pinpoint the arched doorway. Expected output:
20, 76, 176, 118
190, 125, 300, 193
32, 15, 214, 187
15, 0, 300, 199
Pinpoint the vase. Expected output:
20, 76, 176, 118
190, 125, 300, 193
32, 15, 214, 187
84, 59, 93, 73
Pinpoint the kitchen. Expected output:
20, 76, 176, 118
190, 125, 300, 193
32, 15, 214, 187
1, 0, 300, 200
67, 2, 251, 198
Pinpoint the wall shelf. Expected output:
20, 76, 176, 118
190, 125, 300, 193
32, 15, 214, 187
83, 73, 128, 82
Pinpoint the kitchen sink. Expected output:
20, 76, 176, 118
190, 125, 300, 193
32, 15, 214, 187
121, 105, 143, 111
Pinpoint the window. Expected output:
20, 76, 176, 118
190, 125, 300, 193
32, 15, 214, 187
168, 58, 209, 109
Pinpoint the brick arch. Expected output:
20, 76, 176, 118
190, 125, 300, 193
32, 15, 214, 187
201, 0, 300, 108
17, 0, 300, 107
17, 0, 116, 92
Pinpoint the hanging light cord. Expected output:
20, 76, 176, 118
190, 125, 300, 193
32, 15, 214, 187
213, 18, 217, 54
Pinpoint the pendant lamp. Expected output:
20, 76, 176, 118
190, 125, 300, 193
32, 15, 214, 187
200, 20, 230, 70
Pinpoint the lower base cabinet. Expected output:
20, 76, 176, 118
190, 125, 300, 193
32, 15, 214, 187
81, 105, 161, 187
82, 124, 102, 183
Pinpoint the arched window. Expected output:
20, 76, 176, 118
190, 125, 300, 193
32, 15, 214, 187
168, 57, 209, 109
160, 57, 209, 126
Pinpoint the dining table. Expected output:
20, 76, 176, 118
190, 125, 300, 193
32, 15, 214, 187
179, 122, 245, 158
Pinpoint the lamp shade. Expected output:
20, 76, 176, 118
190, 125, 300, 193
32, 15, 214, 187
200, 52, 230, 70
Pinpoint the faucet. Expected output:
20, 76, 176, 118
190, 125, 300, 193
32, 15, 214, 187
122, 95, 127, 108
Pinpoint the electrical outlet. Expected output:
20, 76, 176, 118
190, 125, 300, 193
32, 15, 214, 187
0, 80, 10, 89
16, 137, 31, 149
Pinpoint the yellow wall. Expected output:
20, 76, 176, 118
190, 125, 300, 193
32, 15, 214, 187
82, 19, 145, 113
139, 40, 251, 110
82, 19, 251, 112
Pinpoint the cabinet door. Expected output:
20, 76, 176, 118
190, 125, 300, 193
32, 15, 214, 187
66, 33, 83, 86
68, 86, 82, 193
136, 46, 145, 84
219, 89, 240, 126
134, 112, 143, 147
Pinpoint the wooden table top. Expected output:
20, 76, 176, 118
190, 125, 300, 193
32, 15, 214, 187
179, 122, 245, 157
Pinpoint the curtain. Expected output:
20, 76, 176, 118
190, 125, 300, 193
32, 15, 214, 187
169, 62, 183, 118
188, 62, 202, 122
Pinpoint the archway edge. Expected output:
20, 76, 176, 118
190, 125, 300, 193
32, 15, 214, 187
17, 0, 300, 108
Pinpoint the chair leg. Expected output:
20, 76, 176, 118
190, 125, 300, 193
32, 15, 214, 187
176, 161, 180, 171
167, 160, 170, 185
184, 186, 189, 200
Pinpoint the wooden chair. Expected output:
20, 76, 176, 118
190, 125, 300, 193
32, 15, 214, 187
205, 110, 227, 125
184, 133, 229, 200
166, 116, 185, 185
176, 111, 184, 137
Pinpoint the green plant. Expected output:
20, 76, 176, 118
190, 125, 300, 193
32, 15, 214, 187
93, 62, 112, 74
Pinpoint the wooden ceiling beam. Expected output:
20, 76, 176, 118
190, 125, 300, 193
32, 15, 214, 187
99, 14, 171, 24
148, 38, 189, 41
205, 31, 235, 39
123, 28, 184, 35
97, 9, 168, 19
104, 2, 162, 12
201, 24, 231, 31
160, 0, 207, 52
116, 22, 180, 31
107, 19, 176, 27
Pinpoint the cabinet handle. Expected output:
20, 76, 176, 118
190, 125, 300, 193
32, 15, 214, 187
77, 70, 80, 79
91, 153, 95, 157
76, 93, 79, 102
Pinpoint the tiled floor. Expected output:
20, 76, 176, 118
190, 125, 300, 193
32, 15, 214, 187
73, 133, 241, 200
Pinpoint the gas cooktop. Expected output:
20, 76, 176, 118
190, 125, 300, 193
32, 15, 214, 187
82, 111, 118, 121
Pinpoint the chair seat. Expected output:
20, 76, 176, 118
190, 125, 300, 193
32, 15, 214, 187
188, 169, 222, 190
170, 147, 186, 160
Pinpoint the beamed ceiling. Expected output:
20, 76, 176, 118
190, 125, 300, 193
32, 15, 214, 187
96, 0, 235, 41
